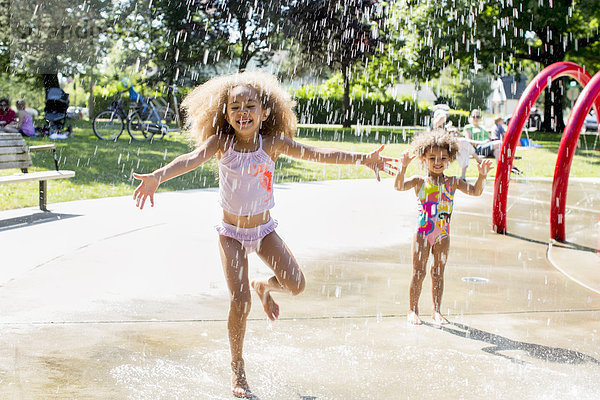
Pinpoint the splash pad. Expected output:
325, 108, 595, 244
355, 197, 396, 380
0, 179, 598, 398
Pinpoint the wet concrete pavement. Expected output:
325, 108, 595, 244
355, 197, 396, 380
0, 178, 599, 399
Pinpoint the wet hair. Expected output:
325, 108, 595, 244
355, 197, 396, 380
16, 99, 26, 110
411, 129, 459, 162
181, 71, 297, 146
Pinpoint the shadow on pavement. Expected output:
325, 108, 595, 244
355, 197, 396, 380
425, 321, 600, 366
0, 212, 81, 232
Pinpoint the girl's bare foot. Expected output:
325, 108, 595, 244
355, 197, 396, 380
407, 311, 422, 325
432, 311, 449, 325
251, 280, 280, 321
231, 360, 253, 398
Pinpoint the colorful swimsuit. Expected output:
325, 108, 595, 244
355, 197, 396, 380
416, 176, 455, 246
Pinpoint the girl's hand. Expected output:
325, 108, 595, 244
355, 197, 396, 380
400, 150, 416, 167
361, 145, 399, 181
477, 159, 494, 177
133, 173, 160, 209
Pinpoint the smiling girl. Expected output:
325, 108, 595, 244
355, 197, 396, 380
132, 71, 395, 398
394, 129, 493, 326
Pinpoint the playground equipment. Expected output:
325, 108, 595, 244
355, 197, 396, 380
492, 61, 600, 241
551, 70, 600, 241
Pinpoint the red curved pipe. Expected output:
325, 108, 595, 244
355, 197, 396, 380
492, 62, 599, 234
551, 71, 600, 241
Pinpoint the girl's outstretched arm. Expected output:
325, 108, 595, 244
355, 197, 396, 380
456, 159, 494, 196
133, 135, 221, 209
275, 137, 397, 181
394, 150, 421, 191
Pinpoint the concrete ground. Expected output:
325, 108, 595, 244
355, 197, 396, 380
0, 178, 599, 399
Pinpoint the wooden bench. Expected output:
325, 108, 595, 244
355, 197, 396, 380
0, 133, 75, 211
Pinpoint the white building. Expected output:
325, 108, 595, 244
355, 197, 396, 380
486, 75, 529, 117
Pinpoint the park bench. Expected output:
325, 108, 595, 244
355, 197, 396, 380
0, 133, 75, 211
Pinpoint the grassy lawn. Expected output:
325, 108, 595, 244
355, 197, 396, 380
1, 121, 598, 210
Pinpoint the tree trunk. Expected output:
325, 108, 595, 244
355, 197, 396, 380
42, 73, 59, 96
342, 63, 351, 128
541, 78, 566, 133
238, 53, 249, 72
88, 68, 95, 119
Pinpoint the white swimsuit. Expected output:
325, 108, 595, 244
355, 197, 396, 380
218, 135, 275, 216
215, 135, 278, 253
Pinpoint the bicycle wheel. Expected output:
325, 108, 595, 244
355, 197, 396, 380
93, 110, 124, 140
127, 112, 153, 141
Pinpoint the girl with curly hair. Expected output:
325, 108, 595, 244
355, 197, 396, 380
394, 129, 493, 326
132, 71, 395, 398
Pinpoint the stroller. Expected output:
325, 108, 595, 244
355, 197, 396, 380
43, 88, 72, 138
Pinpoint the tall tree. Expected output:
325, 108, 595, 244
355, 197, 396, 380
113, 0, 230, 87
0, 0, 10, 75
405, 0, 600, 132
6, 0, 111, 95
290, 0, 391, 127
114, 0, 290, 85
202, 0, 291, 72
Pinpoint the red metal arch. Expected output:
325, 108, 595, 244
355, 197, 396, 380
551, 71, 600, 241
492, 62, 600, 234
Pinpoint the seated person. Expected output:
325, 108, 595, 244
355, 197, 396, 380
0, 97, 17, 131
463, 109, 501, 159
1, 99, 35, 136
491, 116, 505, 141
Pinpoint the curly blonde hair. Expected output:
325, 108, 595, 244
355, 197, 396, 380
411, 129, 459, 162
181, 71, 297, 146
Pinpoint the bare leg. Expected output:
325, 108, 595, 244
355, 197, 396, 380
253, 230, 306, 320
431, 237, 450, 325
1, 126, 19, 133
409, 233, 430, 325
491, 140, 502, 159
218, 235, 253, 398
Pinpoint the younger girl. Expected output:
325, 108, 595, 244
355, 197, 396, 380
133, 71, 395, 398
394, 129, 492, 325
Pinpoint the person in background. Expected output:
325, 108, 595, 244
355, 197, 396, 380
0, 97, 17, 131
491, 116, 506, 141
463, 109, 502, 159
1, 99, 36, 136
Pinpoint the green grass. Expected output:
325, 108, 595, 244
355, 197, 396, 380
1, 122, 599, 210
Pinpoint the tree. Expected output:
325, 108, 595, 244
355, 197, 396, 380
113, 0, 291, 87
112, 0, 230, 88
433, 68, 493, 112
0, 0, 10, 75
289, 0, 391, 127
405, 0, 600, 132
201, 0, 291, 72
6, 0, 111, 95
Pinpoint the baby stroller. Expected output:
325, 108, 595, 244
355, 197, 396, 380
43, 88, 72, 138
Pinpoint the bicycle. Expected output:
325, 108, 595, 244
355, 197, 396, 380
150, 96, 176, 124
127, 96, 169, 141
146, 85, 182, 131
93, 94, 168, 141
